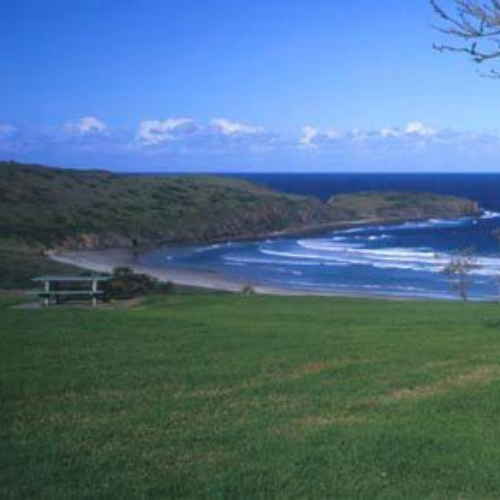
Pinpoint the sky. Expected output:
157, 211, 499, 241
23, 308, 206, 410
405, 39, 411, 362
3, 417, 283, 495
1, 0, 500, 172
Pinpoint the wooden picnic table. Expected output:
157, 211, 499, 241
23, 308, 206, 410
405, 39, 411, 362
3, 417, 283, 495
31, 275, 111, 307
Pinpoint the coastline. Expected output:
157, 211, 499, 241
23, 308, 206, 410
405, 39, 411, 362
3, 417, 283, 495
50, 248, 250, 293
49, 247, 427, 300
47, 217, 391, 295
48, 214, 485, 301
152, 213, 481, 247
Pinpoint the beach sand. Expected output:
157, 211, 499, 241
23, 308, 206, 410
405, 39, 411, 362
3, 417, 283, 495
49, 248, 418, 300
46, 216, 454, 299
49, 248, 307, 295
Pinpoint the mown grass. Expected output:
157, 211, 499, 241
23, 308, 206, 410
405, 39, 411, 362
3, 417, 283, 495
2, 295, 500, 498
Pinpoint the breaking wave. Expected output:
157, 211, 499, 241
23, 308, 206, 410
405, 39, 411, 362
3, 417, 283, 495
147, 213, 500, 300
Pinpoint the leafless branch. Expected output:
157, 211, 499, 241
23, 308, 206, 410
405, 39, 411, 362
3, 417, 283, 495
431, 0, 500, 77
441, 247, 480, 301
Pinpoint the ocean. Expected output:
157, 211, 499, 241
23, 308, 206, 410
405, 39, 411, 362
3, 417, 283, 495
140, 174, 500, 300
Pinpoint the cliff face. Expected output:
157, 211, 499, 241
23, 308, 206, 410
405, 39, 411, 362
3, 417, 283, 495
0, 162, 483, 251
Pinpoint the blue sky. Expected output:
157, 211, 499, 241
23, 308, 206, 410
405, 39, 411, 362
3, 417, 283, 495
1, 0, 500, 172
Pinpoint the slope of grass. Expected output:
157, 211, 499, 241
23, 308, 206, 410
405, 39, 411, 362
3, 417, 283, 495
0, 162, 333, 249
2, 295, 500, 498
1, 162, 480, 250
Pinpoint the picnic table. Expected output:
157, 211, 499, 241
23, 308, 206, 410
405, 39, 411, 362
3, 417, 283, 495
32, 275, 111, 307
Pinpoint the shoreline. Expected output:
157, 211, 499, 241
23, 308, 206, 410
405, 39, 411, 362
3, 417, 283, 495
130, 213, 483, 251
48, 213, 488, 301
49, 247, 434, 301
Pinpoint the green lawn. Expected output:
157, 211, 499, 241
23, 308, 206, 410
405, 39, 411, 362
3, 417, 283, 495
2, 294, 500, 498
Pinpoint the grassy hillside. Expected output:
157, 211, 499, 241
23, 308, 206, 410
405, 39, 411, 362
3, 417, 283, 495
328, 191, 480, 220
1, 162, 481, 250
0, 161, 333, 249
2, 294, 500, 498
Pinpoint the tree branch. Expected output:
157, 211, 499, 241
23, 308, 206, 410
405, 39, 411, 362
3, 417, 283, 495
431, 0, 500, 76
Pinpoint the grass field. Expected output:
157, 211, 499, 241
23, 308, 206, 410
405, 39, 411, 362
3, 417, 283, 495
3, 294, 500, 498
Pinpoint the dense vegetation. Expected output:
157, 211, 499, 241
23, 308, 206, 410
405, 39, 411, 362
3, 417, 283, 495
0, 161, 334, 249
2, 293, 500, 498
1, 162, 481, 250
328, 191, 480, 220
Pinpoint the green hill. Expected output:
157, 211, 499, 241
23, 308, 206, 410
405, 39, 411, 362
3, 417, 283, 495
328, 191, 481, 220
0, 161, 334, 249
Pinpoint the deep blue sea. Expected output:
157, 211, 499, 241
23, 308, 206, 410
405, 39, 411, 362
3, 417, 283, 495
141, 174, 500, 300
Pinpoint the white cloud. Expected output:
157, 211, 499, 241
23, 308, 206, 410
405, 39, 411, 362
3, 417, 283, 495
404, 122, 436, 137
209, 118, 264, 136
136, 117, 271, 153
65, 116, 108, 136
136, 118, 198, 146
380, 127, 400, 138
300, 126, 343, 149
300, 122, 442, 151
300, 126, 320, 147
5, 115, 500, 171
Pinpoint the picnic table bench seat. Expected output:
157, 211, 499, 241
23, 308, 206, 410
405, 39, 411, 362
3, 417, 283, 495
32, 275, 111, 307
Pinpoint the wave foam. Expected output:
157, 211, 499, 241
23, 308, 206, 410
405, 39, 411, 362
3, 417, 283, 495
260, 240, 500, 275
482, 210, 500, 219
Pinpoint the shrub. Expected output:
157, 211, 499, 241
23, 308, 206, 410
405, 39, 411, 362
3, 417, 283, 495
108, 267, 172, 298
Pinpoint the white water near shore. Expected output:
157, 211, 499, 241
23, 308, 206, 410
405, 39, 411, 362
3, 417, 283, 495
49, 212, 500, 301
49, 248, 420, 300
144, 212, 500, 300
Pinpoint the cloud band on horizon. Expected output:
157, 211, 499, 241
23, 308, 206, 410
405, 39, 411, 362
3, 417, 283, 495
1, 116, 500, 172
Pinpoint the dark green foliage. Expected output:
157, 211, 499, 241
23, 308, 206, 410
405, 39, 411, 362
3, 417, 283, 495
3, 295, 500, 497
0, 162, 334, 249
0, 162, 480, 251
108, 266, 172, 298
328, 191, 480, 220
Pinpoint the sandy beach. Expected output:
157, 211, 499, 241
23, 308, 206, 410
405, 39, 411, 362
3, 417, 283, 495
49, 247, 422, 300
46, 217, 443, 297
49, 248, 312, 296
50, 248, 246, 291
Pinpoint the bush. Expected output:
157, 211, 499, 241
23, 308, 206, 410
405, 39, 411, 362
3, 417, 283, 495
108, 267, 172, 298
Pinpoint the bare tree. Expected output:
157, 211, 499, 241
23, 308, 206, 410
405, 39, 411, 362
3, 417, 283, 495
441, 248, 480, 301
431, 0, 500, 77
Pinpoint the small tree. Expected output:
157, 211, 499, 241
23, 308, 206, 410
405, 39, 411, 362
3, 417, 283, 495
241, 284, 256, 296
431, 0, 500, 77
441, 248, 480, 301
491, 229, 500, 302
